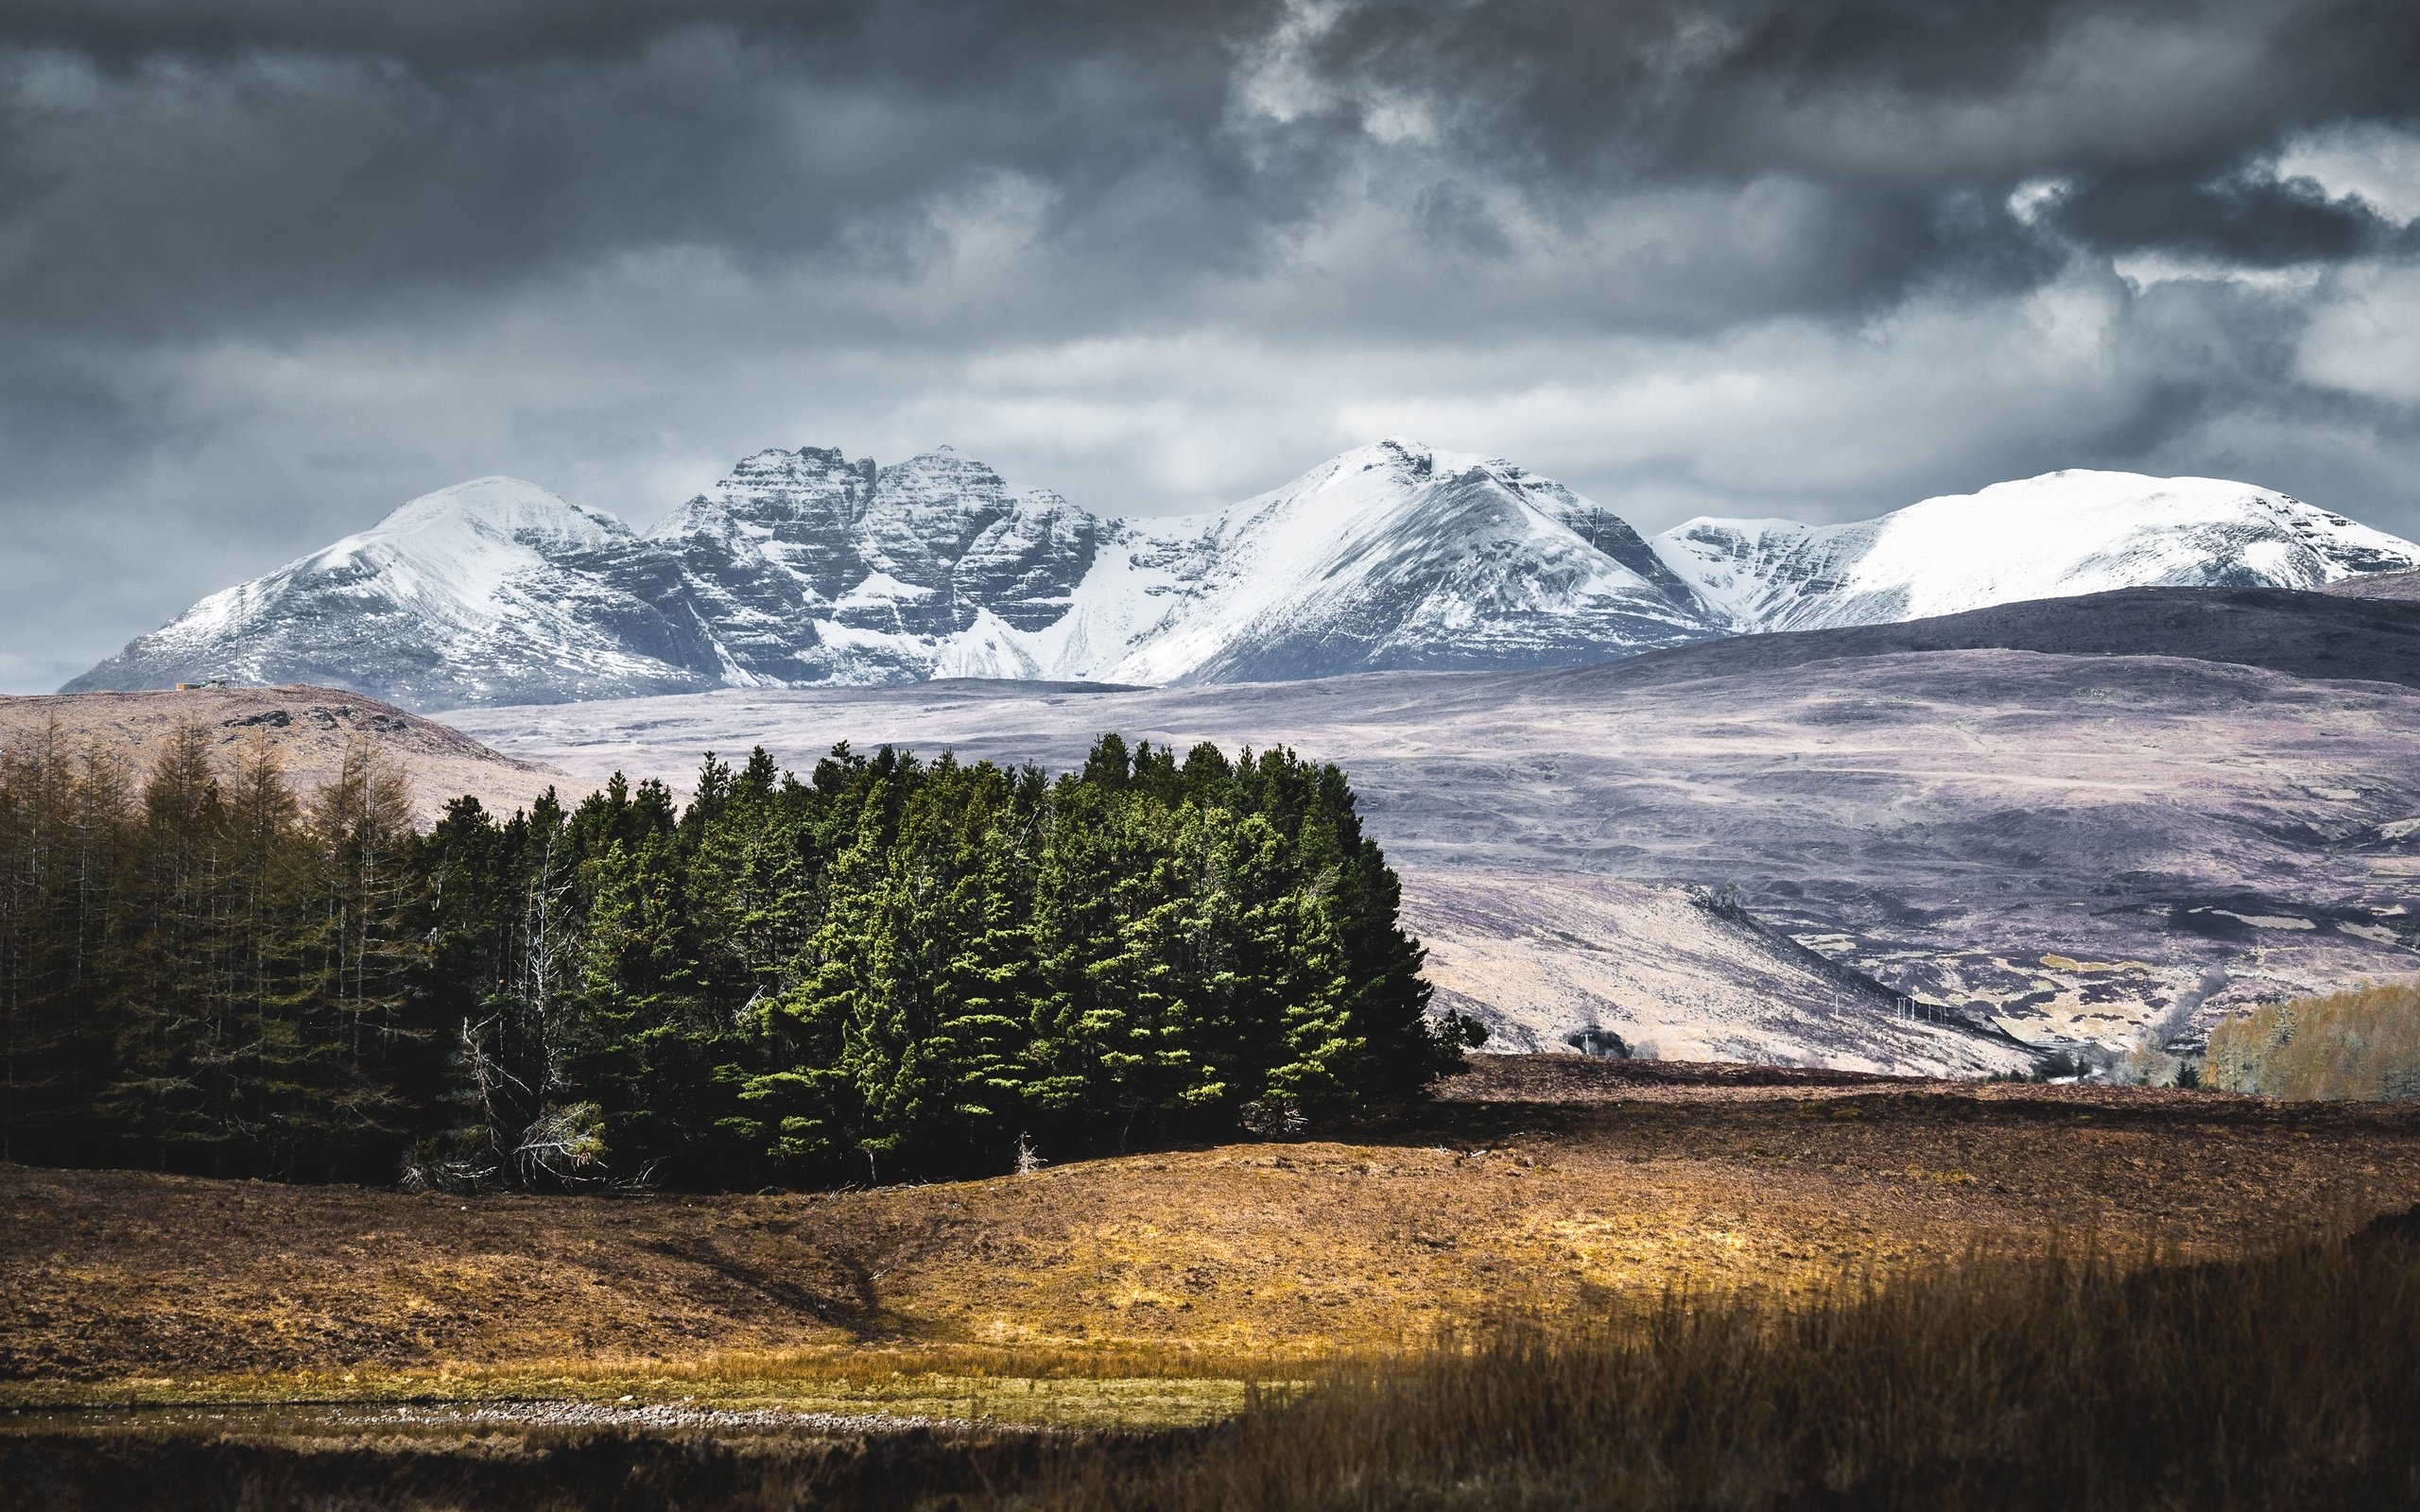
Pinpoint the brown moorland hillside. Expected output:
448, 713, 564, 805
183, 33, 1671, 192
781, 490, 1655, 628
0, 686, 572, 826
6, 1057, 2416, 1395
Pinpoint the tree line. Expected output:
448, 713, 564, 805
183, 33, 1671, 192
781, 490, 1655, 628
0, 726, 1471, 1188
2205, 982, 2420, 1101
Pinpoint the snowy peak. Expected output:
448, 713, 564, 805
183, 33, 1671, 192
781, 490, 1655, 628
646, 446, 885, 628
1292, 440, 1703, 608
651, 447, 876, 544
291, 478, 640, 629
65, 475, 719, 708
1655, 470, 2420, 634
860, 447, 1096, 620
370, 475, 631, 554
1092, 438, 1717, 683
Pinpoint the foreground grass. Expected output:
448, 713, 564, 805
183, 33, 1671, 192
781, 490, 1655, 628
1028, 1209, 2420, 1512
9, 1211, 2417, 1510
16, 1068, 2420, 1392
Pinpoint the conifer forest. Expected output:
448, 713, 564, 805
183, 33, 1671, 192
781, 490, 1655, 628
0, 729, 1466, 1190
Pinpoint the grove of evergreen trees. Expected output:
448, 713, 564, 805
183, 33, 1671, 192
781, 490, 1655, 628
0, 726, 1474, 1190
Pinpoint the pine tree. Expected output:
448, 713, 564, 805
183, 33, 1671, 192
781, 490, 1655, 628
0, 722, 105, 1163
212, 731, 311, 1172
106, 723, 228, 1168
838, 760, 1034, 1177
736, 777, 891, 1181
297, 740, 424, 1174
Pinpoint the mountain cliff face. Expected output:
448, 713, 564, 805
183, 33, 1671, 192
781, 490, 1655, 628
642, 445, 1099, 685
67, 449, 2420, 709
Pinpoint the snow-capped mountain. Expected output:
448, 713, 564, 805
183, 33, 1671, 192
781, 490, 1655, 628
636, 438, 1720, 687
1653, 471, 2420, 634
69, 477, 726, 708
1075, 439, 1718, 683
66, 449, 2420, 710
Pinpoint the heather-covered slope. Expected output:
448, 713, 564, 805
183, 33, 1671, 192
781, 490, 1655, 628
2324, 567, 2420, 602
441, 614, 2420, 1067
9, 1063, 2413, 1382
1580, 583, 2420, 692
1402, 869, 2031, 1074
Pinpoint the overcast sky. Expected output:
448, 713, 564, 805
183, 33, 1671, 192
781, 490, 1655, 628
5, 0, 2419, 691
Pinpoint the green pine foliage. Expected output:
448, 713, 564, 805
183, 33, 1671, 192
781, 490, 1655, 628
0, 728, 1463, 1191
0, 726, 435, 1179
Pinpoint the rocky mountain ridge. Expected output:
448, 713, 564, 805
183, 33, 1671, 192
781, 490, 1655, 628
67, 441, 2420, 708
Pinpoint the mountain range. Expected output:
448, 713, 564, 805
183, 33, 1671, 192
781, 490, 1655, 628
66, 438, 2420, 709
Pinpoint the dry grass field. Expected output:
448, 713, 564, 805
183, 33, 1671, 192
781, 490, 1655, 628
6, 1057, 2417, 1418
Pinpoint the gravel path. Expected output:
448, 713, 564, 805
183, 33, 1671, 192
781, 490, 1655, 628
321, 1400, 976, 1434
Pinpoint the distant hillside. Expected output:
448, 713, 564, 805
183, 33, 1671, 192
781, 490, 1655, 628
0, 686, 571, 826
2325, 568, 2420, 603
1569, 585, 2420, 692
442, 642, 2420, 1066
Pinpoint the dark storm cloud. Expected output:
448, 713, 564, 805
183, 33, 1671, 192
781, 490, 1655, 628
1303, 0, 2420, 250
3, 0, 2419, 690
0, 1, 1308, 341
0, 1, 1260, 73
9, 0, 2411, 339
2061, 171, 2392, 266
